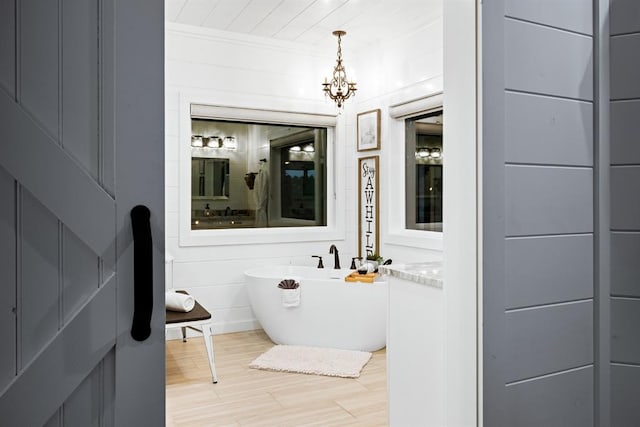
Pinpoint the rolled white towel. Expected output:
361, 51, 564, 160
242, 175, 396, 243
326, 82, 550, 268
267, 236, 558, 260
165, 291, 195, 312
280, 288, 300, 308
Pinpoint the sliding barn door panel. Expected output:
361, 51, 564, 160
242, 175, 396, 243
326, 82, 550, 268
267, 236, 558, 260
610, 167, 640, 229
611, 233, 640, 296
0, 0, 14, 96
610, 1, 640, 426
610, 0, 640, 35
43, 350, 115, 427
505, 166, 593, 236
0, 0, 164, 423
505, 0, 593, 35
505, 93, 593, 166
63, 227, 100, 324
0, 93, 116, 259
611, 299, 640, 364
505, 366, 593, 427
610, 35, 640, 99
20, 188, 61, 368
62, 355, 111, 427
505, 235, 593, 309
20, 0, 59, 138
483, 1, 596, 425
611, 101, 640, 164
61, 0, 100, 179
505, 301, 593, 382
0, 166, 16, 392
505, 19, 593, 100
611, 365, 640, 426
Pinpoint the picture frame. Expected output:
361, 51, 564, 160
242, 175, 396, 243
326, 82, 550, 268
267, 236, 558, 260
358, 156, 379, 259
357, 109, 381, 152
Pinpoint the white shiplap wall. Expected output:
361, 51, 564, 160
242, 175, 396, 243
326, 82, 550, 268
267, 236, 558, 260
165, 21, 443, 336
352, 19, 445, 263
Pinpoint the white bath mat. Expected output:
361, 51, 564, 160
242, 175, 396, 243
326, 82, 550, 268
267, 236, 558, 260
249, 345, 372, 378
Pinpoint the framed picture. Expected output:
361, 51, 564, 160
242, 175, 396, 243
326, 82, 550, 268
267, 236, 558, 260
358, 156, 379, 259
357, 109, 381, 151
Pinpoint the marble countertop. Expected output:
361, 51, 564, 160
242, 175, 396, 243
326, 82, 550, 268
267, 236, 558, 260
378, 261, 443, 289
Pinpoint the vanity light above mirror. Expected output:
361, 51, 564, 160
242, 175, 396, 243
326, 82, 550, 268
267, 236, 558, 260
191, 135, 237, 150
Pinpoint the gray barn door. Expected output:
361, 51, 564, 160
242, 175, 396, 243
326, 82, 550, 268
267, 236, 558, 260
610, 0, 640, 425
482, 0, 598, 425
0, 0, 165, 426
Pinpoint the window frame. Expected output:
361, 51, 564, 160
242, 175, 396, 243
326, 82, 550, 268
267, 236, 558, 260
406, 113, 443, 232
384, 92, 444, 251
178, 94, 342, 247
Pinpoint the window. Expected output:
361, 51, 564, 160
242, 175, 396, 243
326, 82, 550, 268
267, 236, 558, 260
405, 111, 443, 232
190, 119, 327, 230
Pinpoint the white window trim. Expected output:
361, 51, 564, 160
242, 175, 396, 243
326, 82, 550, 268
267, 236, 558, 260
178, 93, 343, 247
385, 92, 444, 251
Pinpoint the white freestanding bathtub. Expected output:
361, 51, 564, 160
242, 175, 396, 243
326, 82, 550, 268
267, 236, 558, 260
244, 265, 387, 352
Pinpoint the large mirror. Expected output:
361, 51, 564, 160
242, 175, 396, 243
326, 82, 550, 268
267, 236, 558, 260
190, 118, 327, 230
191, 158, 230, 199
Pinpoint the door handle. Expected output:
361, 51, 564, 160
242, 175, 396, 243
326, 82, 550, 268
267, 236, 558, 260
130, 205, 153, 341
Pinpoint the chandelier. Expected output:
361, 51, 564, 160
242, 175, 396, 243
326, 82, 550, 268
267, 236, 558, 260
322, 30, 357, 108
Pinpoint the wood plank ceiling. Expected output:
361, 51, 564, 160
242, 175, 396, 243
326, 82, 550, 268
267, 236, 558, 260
166, 0, 441, 49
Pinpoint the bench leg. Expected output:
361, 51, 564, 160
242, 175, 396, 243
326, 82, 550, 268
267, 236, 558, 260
202, 323, 218, 383
181, 326, 187, 342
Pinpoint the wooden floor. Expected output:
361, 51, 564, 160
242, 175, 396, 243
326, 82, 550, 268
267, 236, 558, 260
166, 329, 388, 426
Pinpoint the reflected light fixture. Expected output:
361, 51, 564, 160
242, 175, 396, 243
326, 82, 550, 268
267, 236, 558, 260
322, 30, 357, 108
416, 147, 443, 159
205, 136, 221, 148
223, 136, 237, 150
303, 144, 315, 153
289, 145, 302, 152
191, 135, 203, 147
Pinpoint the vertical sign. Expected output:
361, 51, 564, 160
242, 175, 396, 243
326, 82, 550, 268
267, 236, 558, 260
359, 156, 379, 258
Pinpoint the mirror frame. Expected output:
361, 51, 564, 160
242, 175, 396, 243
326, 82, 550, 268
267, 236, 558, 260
178, 93, 342, 247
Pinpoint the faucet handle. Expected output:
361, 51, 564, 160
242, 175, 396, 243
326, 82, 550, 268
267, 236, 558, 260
312, 255, 324, 269
350, 257, 362, 270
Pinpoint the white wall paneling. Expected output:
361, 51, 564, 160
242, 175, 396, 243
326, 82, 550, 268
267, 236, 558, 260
442, 1, 478, 425
166, 24, 343, 336
165, 18, 445, 338
352, 19, 445, 260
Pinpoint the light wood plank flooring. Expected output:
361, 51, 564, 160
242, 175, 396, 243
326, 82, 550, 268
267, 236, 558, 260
166, 329, 387, 426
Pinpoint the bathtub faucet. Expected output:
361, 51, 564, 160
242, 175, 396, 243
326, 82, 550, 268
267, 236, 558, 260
312, 255, 324, 268
329, 244, 340, 269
